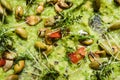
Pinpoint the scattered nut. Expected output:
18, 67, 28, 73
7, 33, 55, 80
38, 28, 47, 37
89, 61, 100, 70
81, 39, 94, 45
6, 74, 18, 80
36, 2, 44, 14
15, 27, 28, 39
108, 21, 120, 31
3, 60, 13, 72
58, 0, 72, 9
14, 60, 25, 74
3, 51, 17, 60
0, 0, 12, 11
35, 41, 47, 50
26, 15, 41, 26
88, 52, 99, 62
55, 3, 63, 13
15, 6, 24, 20
44, 17, 55, 27
95, 50, 106, 57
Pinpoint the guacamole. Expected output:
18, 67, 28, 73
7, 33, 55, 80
0, 0, 120, 80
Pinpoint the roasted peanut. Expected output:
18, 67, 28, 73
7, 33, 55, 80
26, 15, 41, 26
95, 50, 106, 57
36, 2, 44, 14
89, 61, 100, 70
35, 41, 47, 50
0, 0, 12, 11
55, 3, 63, 12
88, 52, 99, 62
81, 39, 94, 45
14, 60, 25, 74
6, 74, 18, 80
58, 0, 72, 9
44, 17, 55, 27
3, 60, 13, 72
15, 27, 28, 39
108, 21, 120, 31
15, 6, 24, 20
3, 51, 17, 60
38, 28, 47, 37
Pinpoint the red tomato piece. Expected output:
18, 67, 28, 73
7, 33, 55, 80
75, 47, 86, 57
68, 53, 82, 64
0, 58, 6, 67
48, 30, 61, 38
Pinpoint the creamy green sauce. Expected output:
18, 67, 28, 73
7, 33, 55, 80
1, 0, 120, 80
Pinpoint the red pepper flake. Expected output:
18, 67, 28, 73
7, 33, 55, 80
68, 46, 86, 64
68, 53, 83, 64
0, 58, 6, 67
75, 46, 86, 57
48, 30, 61, 39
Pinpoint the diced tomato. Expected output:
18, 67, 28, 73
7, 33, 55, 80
68, 46, 86, 64
48, 30, 61, 38
68, 53, 83, 64
0, 58, 6, 67
75, 47, 86, 57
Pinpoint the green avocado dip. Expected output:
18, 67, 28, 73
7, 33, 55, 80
0, 0, 120, 80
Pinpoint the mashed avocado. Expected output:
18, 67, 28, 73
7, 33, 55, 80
0, 0, 120, 80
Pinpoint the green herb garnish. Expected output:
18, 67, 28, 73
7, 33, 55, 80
78, 35, 94, 40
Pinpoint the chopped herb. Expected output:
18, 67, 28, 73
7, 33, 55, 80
78, 35, 94, 41
0, 28, 14, 52
42, 71, 59, 80
91, 62, 114, 80
26, 0, 35, 5
53, 12, 82, 28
